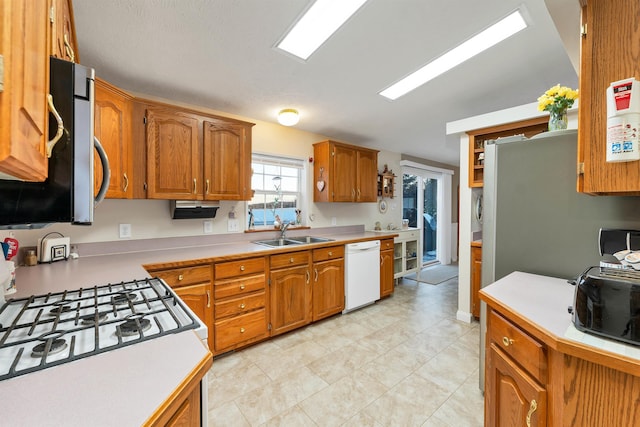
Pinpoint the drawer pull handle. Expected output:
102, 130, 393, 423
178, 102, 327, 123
240, 265, 245, 271
240, 327, 245, 333
240, 284, 246, 290
178, 274, 184, 281
502, 337, 514, 347
239, 303, 246, 309
328, 251, 332, 256
290, 257, 294, 263
526, 399, 537, 427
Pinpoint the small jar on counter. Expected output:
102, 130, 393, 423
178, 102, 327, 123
25, 250, 38, 266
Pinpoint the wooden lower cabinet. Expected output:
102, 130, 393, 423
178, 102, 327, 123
145, 263, 214, 350
270, 251, 312, 336
146, 351, 212, 427
213, 256, 268, 354
483, 301, 640, 427
312, 246, 344, 321
485, 309, 547, 427
486, 344, 546, 427
471, 244, 482, 318
380, 238, 394, 298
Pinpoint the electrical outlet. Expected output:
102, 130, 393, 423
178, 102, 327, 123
203, 220, 213, 234
119, 223, 132, 239
331, 217, 337, 226
227, 219, 240, 232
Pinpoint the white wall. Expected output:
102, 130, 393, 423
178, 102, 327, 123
3, 104, 403, 248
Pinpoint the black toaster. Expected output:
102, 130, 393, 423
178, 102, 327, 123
572, 266, 640, 346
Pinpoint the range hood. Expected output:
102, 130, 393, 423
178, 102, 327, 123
170, 200, 219, 219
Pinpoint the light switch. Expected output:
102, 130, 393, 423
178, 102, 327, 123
203, 220, 213, 234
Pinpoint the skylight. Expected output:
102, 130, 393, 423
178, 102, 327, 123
379, 10, 528, 100
277, 0, 369, 61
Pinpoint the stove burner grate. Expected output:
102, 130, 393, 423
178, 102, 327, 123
112, 292, 137, 306
30, 331, 69, 358
80, 312, 108, 325
117, 315, 152, 337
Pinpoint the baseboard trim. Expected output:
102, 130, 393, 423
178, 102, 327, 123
456, 310, 473, 323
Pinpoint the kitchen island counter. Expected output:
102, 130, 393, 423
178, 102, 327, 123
480, 271, 640, 426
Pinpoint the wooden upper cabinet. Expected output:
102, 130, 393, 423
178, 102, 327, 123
332, 144, 357, 202
146, 107, 201, 199
467, 118, 548, 188
94, 78, 133, 198
0, 0, 50, 181
313, 140, 379, 202
203, 118, 252, 200
356, 149, 378, 202
49, 0, 78, 63
578, 0, 640, 194
143, 101, 254, 201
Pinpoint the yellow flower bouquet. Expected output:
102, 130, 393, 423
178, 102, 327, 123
537, 84, 578, 130
537, 84, 579, 113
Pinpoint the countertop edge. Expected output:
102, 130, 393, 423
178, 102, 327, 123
479, 271, 640, 377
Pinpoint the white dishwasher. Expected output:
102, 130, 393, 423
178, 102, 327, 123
344, 240, 381, 313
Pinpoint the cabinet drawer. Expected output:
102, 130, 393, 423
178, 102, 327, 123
488, 309, 547, 383
151, 265, 211, 288
379, 238, 394, 251
214, 274, 265, 299
270, 251, 310, 269
214, 308, 267, 351
312, 246, 344, 262
214, 257, 265, 279
214, 291, 265, 318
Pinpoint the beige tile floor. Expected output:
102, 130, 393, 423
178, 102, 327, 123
207, 274, 484, 427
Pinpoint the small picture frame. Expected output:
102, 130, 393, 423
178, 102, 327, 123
378, 199, 388, 214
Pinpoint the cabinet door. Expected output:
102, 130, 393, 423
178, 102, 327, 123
94, 79, 133, 198
380, 249, 395, 298
146, 108, 200, 199
486, 344, 546, 427
471, 246, 482, 318
203, 119, 250, 200
0, 0, 49, 181
49, 0, 78, 63
173, 283, 214, 350
313, 258, 344, 321
356, 149, 378, 202
332, 144, 357, 201
270, 265, 312, 336
578, 0, 640, 193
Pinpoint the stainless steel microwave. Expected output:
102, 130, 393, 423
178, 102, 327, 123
0, 57, 109, 229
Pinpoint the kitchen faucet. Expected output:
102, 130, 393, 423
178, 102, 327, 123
280, 221, 292, 239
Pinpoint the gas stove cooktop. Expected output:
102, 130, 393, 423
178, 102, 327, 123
0, 278, 199, 381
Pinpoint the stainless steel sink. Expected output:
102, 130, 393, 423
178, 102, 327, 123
253, 236, 334, 247
253, 238, 302, 247
286, 236, 334, 244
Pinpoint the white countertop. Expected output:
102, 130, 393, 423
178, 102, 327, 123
1, 230, 387, 425
481, 271, 640, 361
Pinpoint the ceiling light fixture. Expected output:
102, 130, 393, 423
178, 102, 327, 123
379, 9, 528, 100
277, 109, 300, 126
277, 0, 369, 60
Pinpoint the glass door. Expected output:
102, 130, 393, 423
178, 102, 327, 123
402, 172, 440, 266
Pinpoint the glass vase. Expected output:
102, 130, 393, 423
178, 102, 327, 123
548, 110, 568, 131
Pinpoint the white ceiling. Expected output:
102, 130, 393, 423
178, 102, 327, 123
72, 0, 579, 167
